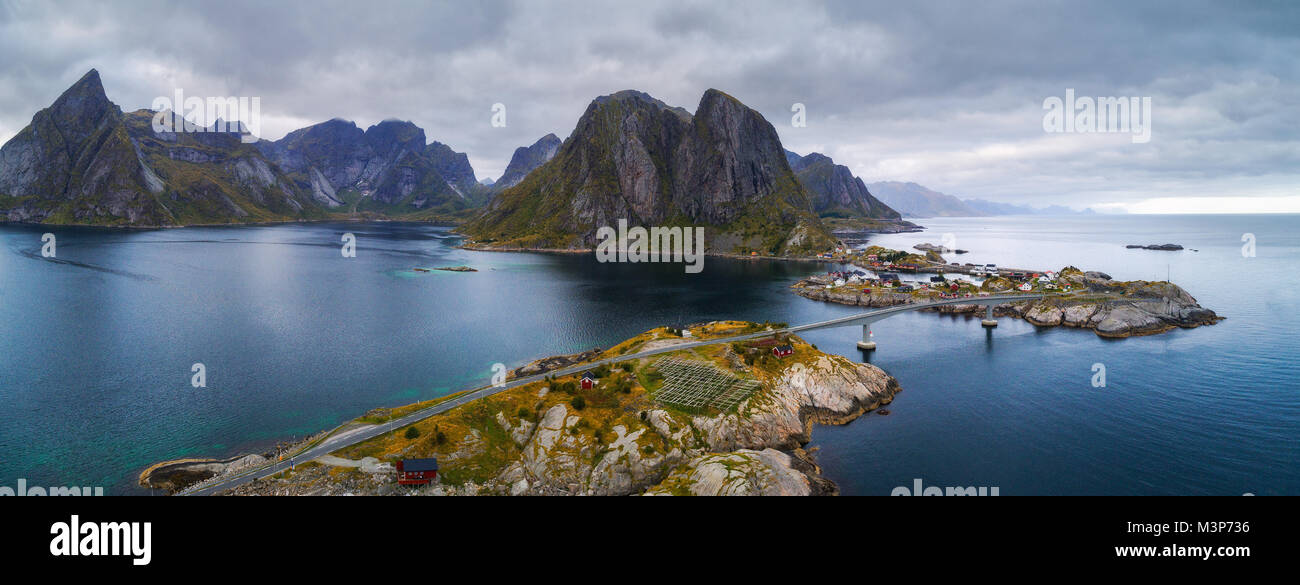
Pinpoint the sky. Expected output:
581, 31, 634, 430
1, 0, 1297, 213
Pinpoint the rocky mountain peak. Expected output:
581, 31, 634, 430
363, 119, 426, 153
494, 133, 563, 190
48, 68, 119, 144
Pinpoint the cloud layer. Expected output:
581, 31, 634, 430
2, 0, 1296, 212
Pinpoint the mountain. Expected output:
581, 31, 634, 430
864, 181, 984, 218
0, 69, 488, 225
464, 89, 835, 255
258, 118, 483, 216
494, 133, 561, 190
0, 69, 325, 225
785, 150, 900, 220
962, 198, 1096, 215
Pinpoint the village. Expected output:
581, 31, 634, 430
807, 244, 1076, 300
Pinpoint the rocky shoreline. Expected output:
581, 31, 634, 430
793, 268, 1221, 338
142, 323, 901, 496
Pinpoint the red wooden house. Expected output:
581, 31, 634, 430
772, 345, 794, 358
580, 371, 597, 390
396, 458, 439, 485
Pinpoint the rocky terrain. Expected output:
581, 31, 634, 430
793, 265, 1221, 338
493, 133, 562, 190
150, 322, 900, 496
258, 118, 491, 215
463, 89, 838, 256
785, 150, 901, 220
0, 69, 493, 225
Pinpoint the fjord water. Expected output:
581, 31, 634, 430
0, 215, 1295, 495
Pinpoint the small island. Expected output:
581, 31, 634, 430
1126, 243, 1184, 251
433, 265, 478, 272
792, 245, 1221, 338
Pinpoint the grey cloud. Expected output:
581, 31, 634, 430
0, 0, 1295, 207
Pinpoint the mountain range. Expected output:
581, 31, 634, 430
4, 69, 1066, 254
866, 181, 1095, 217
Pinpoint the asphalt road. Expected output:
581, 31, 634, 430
180, 293, 1047, 495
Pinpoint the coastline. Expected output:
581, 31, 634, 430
141, 322, 901, 496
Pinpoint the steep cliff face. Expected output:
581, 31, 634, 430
494, 133, 561, 190
786, 150, 901, 219
0, 70, 170, 224
465, 89, 835, 255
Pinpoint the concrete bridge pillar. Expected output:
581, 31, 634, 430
857, 324, 876, 350
981, 304, 998, 328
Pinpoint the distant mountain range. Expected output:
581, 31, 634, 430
962, 198, 1096, 216
866, 181, 1095, 218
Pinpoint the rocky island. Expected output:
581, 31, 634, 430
142, 321, 900, 496
792, 246, 1221, 338
1126, 243, 1184, 251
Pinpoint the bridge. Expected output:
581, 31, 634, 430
178, 292, 1050, 495
788, 293, 1051, 350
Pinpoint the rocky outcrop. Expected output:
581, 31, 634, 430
644, 449, 812, 496
495, 350, 898, 496
791, 282, 914, 308
139, 454, 267, 493
691, 355, 899, 452
464, 89, 836, 255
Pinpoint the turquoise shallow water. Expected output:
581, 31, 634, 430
0, 215, 1295, 495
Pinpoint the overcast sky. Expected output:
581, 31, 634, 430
1, 0, 1297, 212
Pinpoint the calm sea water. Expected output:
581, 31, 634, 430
0, 215, 1295, 495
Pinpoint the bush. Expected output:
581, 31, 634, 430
517, 406, 532, 421
404, 426, 420, 440
571, 395, 586, 410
